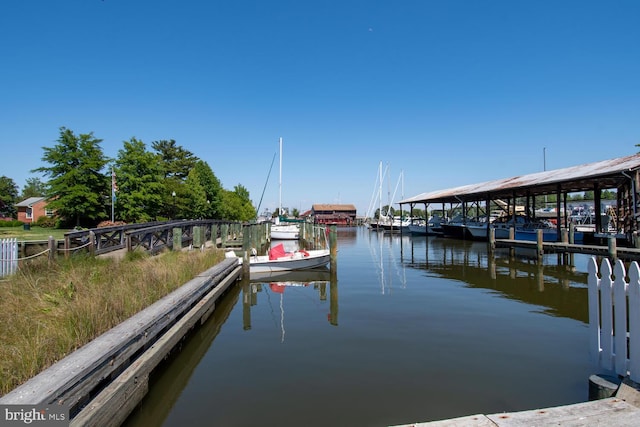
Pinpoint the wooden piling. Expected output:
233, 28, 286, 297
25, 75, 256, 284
608, 236, 617, 261
509, 227, 515, 257
569, 223, 576, 244
193, 226, 202, 249
172, 227, 182, 251
536, 228, 543, 258
488, 227, 495, 252
329, 225, 337, 273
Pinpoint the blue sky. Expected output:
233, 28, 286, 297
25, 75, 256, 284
2, 1, 639, 216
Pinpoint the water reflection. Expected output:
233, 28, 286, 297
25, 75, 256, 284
245, 268, 338, 339
124, 228, 596, 427
367, 229, 408, 293
399, 235, 589, 323
122, 285, 242, 427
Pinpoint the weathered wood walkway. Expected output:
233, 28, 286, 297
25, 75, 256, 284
391, 380, 640, 426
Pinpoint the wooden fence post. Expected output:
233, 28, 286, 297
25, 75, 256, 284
173, 227, 182, 251
48, 236, 56, 263
64, 234, 71, 259
89, 231, 95, 256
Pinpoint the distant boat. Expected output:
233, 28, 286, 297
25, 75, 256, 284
408, 215, 445, 236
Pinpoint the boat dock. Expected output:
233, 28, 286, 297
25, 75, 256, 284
390, 379, 640, 426
492, 236, 640, 261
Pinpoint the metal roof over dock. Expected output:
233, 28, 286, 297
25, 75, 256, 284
399, 153, 640, 205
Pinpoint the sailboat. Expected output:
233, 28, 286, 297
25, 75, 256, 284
271, 137, 300, 240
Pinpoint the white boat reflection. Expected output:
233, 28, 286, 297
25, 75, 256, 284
248, 268, 334, 342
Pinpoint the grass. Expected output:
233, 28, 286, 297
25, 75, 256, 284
0, 248, 226, 396
0, 226, 71, 241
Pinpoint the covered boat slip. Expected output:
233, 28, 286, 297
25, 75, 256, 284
398, 153, 640, 245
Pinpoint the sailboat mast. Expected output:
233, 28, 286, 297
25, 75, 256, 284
378, 161, 382, 222
279, 137, 283, 217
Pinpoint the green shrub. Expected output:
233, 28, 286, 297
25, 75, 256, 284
36, 216, 57, 228
0, 220, 23, 227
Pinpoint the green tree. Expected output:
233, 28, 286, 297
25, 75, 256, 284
33, 127, 109, 226
183, 168, 209, 219
152, 139, 197, 180
20, 177, 47, 199
0, 176, 19, 218
113, 138, 164, 223
193, 160, 223, 218
218, 185, 256, 221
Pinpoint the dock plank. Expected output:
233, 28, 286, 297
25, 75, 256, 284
390, 398, 640, 427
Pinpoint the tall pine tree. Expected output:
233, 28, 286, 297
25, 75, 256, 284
33, 127, 109, 226
113, 138, 164, 223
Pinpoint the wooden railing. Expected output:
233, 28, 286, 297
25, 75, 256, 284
62, 220, 243, 256
588, 257, 640, 382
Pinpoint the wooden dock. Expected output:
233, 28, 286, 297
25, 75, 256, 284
493, 238, 640, 261
390, 380, 640, 426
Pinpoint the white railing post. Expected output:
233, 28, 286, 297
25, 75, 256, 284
600, 259, 614, 372
0, 238, 18, 277
613, 260, 628, 376
587, 257, 601, 366
589, 257, 640, 382
629, 262, 640, 382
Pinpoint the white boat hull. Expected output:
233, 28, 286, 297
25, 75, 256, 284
249, 249, 330, 274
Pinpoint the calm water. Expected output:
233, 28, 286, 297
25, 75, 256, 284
124, 227, 597, 427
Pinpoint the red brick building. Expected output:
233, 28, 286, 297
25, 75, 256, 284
311, 204, 357, 226
15, 197, 51, 224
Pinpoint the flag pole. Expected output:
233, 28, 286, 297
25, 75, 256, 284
111, 167, 116, 223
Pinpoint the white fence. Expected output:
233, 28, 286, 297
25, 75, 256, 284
1, 238, 18, 277
588, 257, 640, 382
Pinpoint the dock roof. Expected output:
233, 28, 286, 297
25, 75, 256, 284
399, 153, 640, 205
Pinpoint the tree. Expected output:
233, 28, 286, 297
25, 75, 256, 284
33, 127, 110, 226
0, 176, 19, 218
183, 168, 209, 219
193, 160, 223, 218
20, 177, 47, 199
218, 185, 256, 221
113, 138, 164, 223
152, 139, 197, 180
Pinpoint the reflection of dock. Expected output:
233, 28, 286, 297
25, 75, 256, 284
243, 266, 339, 331
402, 236, 589, 323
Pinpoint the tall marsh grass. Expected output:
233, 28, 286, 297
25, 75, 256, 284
0, 249, 225, 396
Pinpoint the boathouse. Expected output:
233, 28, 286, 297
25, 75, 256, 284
398, 153, 640, 244
311, 204, 357, 226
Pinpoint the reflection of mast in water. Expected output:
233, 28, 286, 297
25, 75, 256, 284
269, 283, 291, 343
279, 289, 285, 343
367, 229, 387, 294
368, 230, 407, 294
